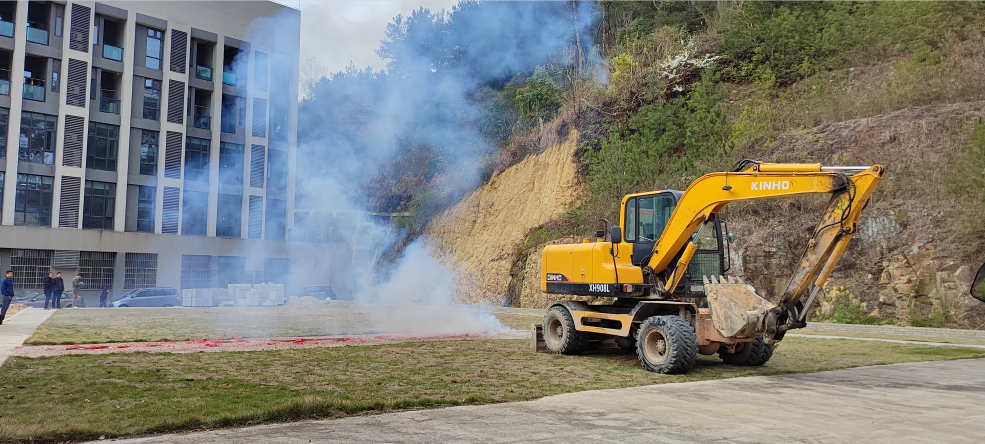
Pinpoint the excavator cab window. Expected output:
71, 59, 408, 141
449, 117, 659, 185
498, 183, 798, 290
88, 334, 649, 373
625, 193, 676, 265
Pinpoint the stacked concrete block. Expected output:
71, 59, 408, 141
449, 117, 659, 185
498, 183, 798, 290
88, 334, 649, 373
222, 283, 286, 307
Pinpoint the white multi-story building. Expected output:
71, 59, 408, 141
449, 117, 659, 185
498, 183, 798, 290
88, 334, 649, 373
0, 1, 351, 301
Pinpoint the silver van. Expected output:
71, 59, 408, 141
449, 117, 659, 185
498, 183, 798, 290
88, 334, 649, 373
112, 287, 180, 307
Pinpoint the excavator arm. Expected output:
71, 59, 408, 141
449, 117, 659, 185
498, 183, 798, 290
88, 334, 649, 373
645, 162, 883, 335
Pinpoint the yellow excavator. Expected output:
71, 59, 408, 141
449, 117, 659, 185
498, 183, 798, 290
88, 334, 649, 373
540, 161, 884, 373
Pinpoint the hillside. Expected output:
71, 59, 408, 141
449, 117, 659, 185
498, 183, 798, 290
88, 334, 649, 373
426, 133, 583, 305
425, 1, 985, 329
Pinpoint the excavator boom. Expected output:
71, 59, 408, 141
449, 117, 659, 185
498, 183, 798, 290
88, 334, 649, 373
642, 163, 883, 329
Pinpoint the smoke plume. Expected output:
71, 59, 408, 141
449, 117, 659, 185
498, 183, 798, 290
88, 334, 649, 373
241, 1, 598, 335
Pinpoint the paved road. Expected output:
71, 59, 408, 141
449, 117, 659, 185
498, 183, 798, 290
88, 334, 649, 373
0, 307, 53, 365
108, 358, 985, 443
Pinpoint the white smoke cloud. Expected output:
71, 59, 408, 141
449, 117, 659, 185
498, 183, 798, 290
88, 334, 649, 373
222, 2, 599, 336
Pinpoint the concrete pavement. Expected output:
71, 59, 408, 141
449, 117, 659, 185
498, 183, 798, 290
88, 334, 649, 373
0, 307, 54, 365
107, 357, 985, 443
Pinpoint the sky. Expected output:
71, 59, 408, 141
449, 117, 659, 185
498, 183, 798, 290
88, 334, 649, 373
275, 0, 461, 75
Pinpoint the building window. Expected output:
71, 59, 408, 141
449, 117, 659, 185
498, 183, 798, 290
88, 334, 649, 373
270, 103, 288, 142
0, 171, 4, 220
265, 198, 286, 240
79, 251, 115, 290
82, 180, 116, 230
217, 256, 245, 287
54, 4, 64, 37
218, 142, 244, 185
19, 111, 57, 165
124, 253, 157, 289
146, 28, 163, 70
139, 130, 158, 175
86, 122, 119, 171
254, 51, 268, 91
14, 174, 53, 226
267, 149, 287, 190
142, 78, 161, 120
51, 59, 60, 92
137, 185, 155, 233
0, 108, 8, 160
181, 255, 214, 289
9, 249, 53, 290
184, 137, 210, 182
181, 190, 208, 236
263, 257, 289, 284
216, 194, 241, 238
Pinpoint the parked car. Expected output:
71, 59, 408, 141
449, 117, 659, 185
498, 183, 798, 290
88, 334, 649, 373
297, 285, 337, 301
112, 287, 180, 307
14, 292, 80, 308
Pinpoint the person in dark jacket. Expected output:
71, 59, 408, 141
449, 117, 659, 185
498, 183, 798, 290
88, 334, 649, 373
43, 272, 55, 310
52, 272, 65, 309
99, 288, 110, 308
1, 270, 14, 325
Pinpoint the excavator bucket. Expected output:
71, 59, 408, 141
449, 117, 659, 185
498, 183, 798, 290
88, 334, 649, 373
704, 275, 776, 338
972, 263, 985, 304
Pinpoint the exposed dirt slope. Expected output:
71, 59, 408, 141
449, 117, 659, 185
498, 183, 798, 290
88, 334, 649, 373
426, 133, 584, 304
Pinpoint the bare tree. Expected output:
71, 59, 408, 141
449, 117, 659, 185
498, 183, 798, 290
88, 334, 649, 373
299, 57, 328, 101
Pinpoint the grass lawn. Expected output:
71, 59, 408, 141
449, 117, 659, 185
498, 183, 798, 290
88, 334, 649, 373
26, 307, 534, 345
1, 337, 983, 443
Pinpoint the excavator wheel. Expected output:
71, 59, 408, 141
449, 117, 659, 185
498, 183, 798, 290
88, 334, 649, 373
636, 315, 698, 374
543, 306, 589, 355
719, 336, 774, 366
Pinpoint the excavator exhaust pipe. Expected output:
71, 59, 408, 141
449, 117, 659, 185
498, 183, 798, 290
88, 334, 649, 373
703, 275, 779, 338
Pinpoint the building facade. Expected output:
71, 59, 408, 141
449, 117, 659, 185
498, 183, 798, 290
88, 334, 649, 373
0, 1, 351, 301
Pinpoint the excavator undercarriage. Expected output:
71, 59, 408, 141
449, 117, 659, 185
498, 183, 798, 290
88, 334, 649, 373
538, 161, 884, 373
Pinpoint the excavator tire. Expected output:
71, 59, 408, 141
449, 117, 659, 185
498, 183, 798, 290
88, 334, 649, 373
636, 315, 698, 374
719, 336, 774, 366
543, 306, 589, 355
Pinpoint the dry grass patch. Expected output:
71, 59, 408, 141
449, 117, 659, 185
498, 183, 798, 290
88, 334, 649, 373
1, 337, 983, 443
26, 306, 527, 345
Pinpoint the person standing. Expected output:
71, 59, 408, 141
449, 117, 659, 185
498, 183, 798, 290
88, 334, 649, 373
99, 288, 110, 308
72, 274, 83, 308
43, 272, 55, 310
52, 272, 65, 309
1, 271, 14, 325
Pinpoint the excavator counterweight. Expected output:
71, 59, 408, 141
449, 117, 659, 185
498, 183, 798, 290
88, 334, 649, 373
538, 161, 884, 373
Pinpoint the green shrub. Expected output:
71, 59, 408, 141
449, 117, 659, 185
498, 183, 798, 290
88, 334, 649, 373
718, 1, 985, 84
582, 67, 731, 221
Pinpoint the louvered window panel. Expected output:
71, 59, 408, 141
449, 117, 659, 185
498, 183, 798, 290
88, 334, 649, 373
248, 196, 263, 239
252, 98, 266, 137
170, 30, 187, 73
62, 115, 85, 167
66, 59, 88, 107
164, 131, 183, 179
58, 176, 82, 228
162, 187, 180, 234
69, 4, 90, 52
166, 80, 185, 124
53, 250, 81, 268
250, 145, 265, 188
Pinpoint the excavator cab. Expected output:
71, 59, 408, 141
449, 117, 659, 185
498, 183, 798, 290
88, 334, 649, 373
623, 190, 727, 296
